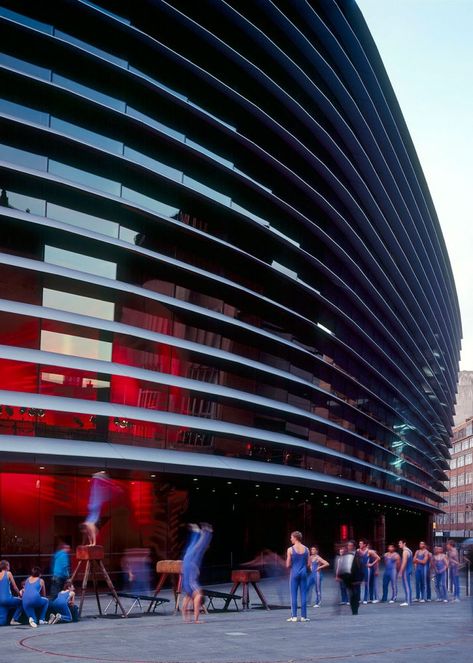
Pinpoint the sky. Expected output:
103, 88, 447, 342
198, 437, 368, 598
356, 0, 473, 371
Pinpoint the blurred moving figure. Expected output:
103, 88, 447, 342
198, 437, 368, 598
50, 542, 71, 599
121, 548, 152, 594
80, 472, 122, 546
334, 545, 349, 605
337, 540, 364, 615
446, 540, 461, 601
181, 523, 213, 623
241, 548, 287, 604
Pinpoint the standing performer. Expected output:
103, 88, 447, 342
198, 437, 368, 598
81, 472, 121, 546
398, 539, 413, 606
0, 560, 21, 626
358, 539, 380, 603
446, 540, 461, 601
306, 546, 329, 607
181, 523, 213, 624
413, 541, 429, 602
286, 531, 310, 622
381, 544, 400, 603
433, 545, 449, 602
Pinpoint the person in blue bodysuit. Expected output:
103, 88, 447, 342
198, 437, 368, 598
50, 542, 71, 600
81, 472, 119, 546
358, 539, 380, 603
432, 546, 449, 602
0, 560, 21, 625
381, 544, 400, 602
286, 531, 310, 622
446, 540, 460, 601
413, 541, 429, 602
22, 567, 48, 627
306, 546, 329, 607
398, 539, 413, 606
48, 580, 79, 624
181, 523, 213, 623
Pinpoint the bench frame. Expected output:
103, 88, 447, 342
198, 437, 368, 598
104, 592, 170, 616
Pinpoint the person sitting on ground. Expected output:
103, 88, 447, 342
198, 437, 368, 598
49, 580, 79, 624
0, 560, 21, 626
22, 567, 49, 628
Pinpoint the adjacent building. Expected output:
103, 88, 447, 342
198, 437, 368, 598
0, 0, 462, 575
435, 418, 473, 541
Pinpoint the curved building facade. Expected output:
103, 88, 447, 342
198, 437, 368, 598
0, 0, 461, 572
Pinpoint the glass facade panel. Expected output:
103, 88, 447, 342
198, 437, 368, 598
54, 29, 127, 67
50, 116, 123, 154
52, 73, 125, 111
0, 6, 53, 33
120, 186, 179, 218
124, 146, 182, 181
0, 98, 49, 125
44, 245, 117, 279
46, 203, 119, 237
0, 143, 47, 170
126, 105, 185, 141
42, 288, 115, 320
48, 159, 121, 196
0, 52, 51, 80
40, 329, 112, 361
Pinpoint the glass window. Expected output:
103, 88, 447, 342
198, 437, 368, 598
450, 458, 457, 469
54, 29, 127, 67
50, 117, 123, 154
128, 65, 187, 101
185, 138, 233, 168
0, 6, 52, 33
463, 439, 469, 450
126, 106, 184, 141
48, 160, 121, 196
0, 98, 49, 125
81, 0, 131, 24
121, 186, 179, 218
187, 99, 236, 131
43, 288, 115, 320
466, 453, 473, 465
0, 143, 47, 170
454, 442, 461, 453
451, 475, 457, 488
466, 472, 473, 485
46, 203, 119, 237
183, 175, 231, 206
0, 52, 50, 80
40, 329, 112, 361
458, 455, 465, 468
52, 73, 125, 111
44, 245, 117, 279
1, 189, 46, 216
124, 146, 182, 181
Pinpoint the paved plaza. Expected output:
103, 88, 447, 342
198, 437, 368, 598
1, 575, 471, 663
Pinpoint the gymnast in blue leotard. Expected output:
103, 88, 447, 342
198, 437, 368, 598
0, 560, 21, 625
306, 546, 329, 607
181, 523, 213, 623
381, 544, 400, 602
286, 531, 311, 622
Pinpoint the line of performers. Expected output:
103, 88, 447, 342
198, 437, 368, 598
0, 561, 78, 627
287, 534, 462, 621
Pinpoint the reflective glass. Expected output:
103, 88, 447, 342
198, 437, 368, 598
0, 189, 46, 216
81, 0, 131, 25
128, 65, 187, 101
0, 52, 51, 80
0, 98, 49, 125
54, 29, 127, 67
50, 117, 123, 154
0, 6, 52, 33
52, 73, 125, 111
126, 106, 184, 141
40, 329, 112, 361
42, 288, 115, 320
121, 186, 179, 218
187, 100, 236, 131
182, 175, 231, 206
0, 143, 47, 171
124, 146, 182, 182
48, 160, 121, 196
46, 203, 119, 238
44, 245, 117, 279
185, 138, 233, 168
